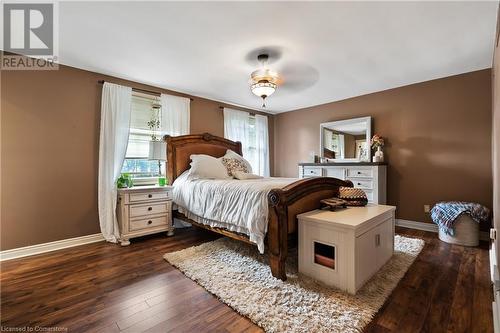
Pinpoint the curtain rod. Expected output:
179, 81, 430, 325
98, 80, 193, 101
219, 105, 256, 116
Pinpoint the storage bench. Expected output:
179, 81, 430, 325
297, 205, 396, 294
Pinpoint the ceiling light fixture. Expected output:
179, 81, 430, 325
250, 54, 279, 108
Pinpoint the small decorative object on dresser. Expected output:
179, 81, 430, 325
371, 134, 385, 162
116, 185, 174, 246
298, 205, 396, 294
158, 177, 167, 186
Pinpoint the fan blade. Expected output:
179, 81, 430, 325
278, 62, 319, 92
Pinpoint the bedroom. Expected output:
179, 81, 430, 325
1, 1, 499, 332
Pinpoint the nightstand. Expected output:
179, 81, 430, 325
116, 185, 174, 246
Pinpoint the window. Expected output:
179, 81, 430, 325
223, 108, 269, 176
121, 94, 165, 179
246, 115, 257, 169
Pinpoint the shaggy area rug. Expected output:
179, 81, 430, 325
164, 235, 424, 333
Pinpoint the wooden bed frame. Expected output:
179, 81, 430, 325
165, 133, 352, 280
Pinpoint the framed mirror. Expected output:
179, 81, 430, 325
320, 116, 372, 162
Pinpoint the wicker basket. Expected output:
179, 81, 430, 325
438, 214, 479, 247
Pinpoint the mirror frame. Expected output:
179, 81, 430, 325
319, 116, 372, 162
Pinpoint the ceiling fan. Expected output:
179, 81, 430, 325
248, 47, 319, 108
249, 54, 280, 108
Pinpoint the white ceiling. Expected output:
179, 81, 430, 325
57, 1, 499, 113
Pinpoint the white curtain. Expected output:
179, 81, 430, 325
224, 107, 250, 156
98, 83, 132, 243
254, 114, 270, 177
160, 93, 191, 229
161, 94, 190, 136
224, 108, 270, 176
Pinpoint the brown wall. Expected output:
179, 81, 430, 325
1, 64, 274, 250
274, 69, 493, 225
1, 61, 493, 250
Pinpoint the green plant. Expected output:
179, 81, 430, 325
117, 173, 133, 188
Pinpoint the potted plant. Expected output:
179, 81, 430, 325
371, 134, 385, 162
117, 173, 133, 188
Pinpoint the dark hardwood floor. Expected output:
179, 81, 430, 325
0, 227, 493, 332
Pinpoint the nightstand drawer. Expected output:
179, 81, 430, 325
130, 201, 171, 218
130, 191, 170, 202
130, 215, 169, 231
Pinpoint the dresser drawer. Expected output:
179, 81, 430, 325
303, 167, 322, 177
347, 168, 373, 178
324, 167, 346, 180
363, 190, 374, 202
129, 191, 170, 202
129, 201, 171, 218
348, 179, 373, 190
130, 215, 169, 231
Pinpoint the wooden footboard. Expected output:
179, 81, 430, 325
267, 177, 353, 280
165, 133, 353, 281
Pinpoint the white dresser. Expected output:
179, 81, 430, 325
298, 163, 387, 204
117, 186, 174, 246
298, 205, 396, 294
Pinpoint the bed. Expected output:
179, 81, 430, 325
165, 133, 352, 280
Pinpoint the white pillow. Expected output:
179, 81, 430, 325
189, 154, 230, 179
233, 171, 263, 180
223, 149, 253, 174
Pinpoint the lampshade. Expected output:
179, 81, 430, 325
251, 81, 277, 98
148, 141, 167, 161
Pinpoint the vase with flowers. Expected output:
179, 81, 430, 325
371, 134, 385, 162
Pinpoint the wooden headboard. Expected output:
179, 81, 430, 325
164, 133, 242, 183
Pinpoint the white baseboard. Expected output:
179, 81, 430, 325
395, 218, 489, 241
0, 233, 104, 261
395, 219, 438, 232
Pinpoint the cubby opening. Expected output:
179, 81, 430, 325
313, 241, 335, 270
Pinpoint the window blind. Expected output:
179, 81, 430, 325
125, 95, 159, 158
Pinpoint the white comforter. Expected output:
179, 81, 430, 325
172, 172, 297, 253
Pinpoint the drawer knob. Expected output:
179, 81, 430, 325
357, 171, 361, 174
148, 207, 152, 211
357, 182, 361, 185
148, 194, 153, 198
148, 220, 152, 225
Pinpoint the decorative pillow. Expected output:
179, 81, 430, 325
221, 158, 249, 177
223, 150, 253, 174
338, 187, 368, 206
232, 171, 263, 180
188, 154, 231, 179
